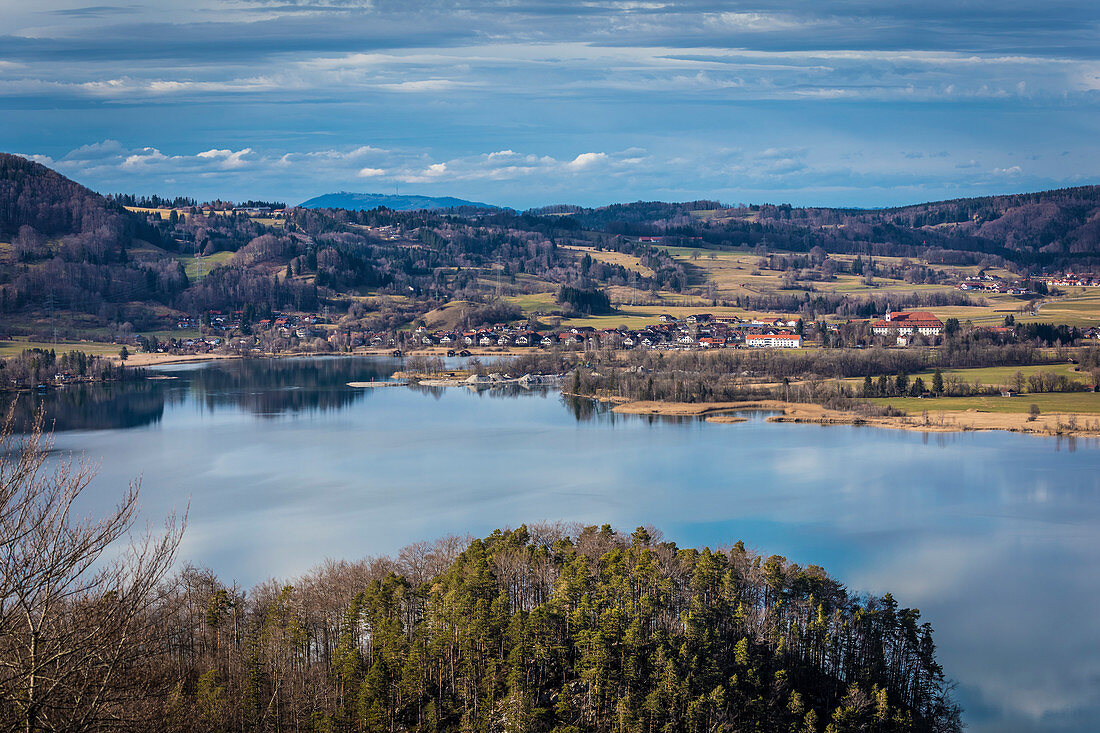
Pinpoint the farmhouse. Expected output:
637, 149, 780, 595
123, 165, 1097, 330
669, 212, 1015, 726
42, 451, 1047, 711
745, 333, 802, 348
870, 311, 944, 337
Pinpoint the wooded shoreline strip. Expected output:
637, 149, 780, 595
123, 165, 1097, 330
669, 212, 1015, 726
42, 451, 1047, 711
609, 399, 1100, 437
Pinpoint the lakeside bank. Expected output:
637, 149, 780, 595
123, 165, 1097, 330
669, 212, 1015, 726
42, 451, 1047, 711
607, 398, 1100, 438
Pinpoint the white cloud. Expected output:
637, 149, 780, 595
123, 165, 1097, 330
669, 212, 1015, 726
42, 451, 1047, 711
567, 152, 608, 170
376, 79, 465, 92
196, 148, 254, 169
121, 147, 170, 168
704, 12, 808, 32
358, 167, 386, 177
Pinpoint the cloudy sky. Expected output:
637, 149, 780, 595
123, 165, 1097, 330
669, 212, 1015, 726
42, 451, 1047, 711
3, 0, 1098, 208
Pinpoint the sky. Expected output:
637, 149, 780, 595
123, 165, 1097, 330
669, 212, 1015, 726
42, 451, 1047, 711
1, 0, 1099, 209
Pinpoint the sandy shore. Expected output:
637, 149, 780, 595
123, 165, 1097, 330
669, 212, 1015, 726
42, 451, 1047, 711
115, 352, 243, 367
99, 344, 525, 368
610, 399, 1100, 438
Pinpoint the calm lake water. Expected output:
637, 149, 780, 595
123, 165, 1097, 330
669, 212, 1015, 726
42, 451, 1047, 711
5, 356, 1099, 733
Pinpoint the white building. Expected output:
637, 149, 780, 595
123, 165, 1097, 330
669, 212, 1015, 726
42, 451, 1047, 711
870, 311, 944, 337
745, 333, 802, 348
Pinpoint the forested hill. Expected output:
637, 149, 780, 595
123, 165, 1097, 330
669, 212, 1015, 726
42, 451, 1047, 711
0, 154, 188, 321
541, 185, 1100, 266
299, 191, 497, 211
10, 523, 960, 732
0, 152, 161, 248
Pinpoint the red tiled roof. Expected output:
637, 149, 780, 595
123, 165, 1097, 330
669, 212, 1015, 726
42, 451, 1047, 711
871, 311, 943, 328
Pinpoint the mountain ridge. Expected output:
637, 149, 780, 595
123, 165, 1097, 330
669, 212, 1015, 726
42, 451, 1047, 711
298, 191, 497, 211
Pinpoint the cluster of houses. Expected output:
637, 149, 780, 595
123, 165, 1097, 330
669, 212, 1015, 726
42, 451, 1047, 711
412, 314, 804, 350
1038, 273, 1100, 288
176, 311, 325, 340
956, 275, 1030, 295
958, 272, 1100, 293
256, 314, 324, 340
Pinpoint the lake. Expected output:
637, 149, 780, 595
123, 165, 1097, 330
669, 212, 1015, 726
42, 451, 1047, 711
5, 355, 1099, 732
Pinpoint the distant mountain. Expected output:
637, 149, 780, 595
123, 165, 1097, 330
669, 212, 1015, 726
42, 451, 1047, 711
298, 192, 496, 211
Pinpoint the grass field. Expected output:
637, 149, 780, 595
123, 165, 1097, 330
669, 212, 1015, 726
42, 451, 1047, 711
125, 206, 193, 221
1028, 288, 1100, 327
553, 304, 799, 329
178, 251, 234, 280
652, 248, 970, 302
0, 339, 123, 358
844, 363, 1089, 389
250, 217, 286, 228
560, 245, 654, 276
921, 363, 1088, 386
507, 292, 558, 313
872, 391, 1100, 414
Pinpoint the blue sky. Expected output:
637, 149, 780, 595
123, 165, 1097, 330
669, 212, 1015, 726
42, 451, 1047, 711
2, 0, 1099, 208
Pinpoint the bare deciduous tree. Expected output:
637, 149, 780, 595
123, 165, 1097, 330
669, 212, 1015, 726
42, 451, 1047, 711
0, 407, 183, 733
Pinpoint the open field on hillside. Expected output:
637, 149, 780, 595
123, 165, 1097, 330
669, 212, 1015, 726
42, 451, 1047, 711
658, 248, 967, 300
125, 206, 193, 221
554, 304, 799, 329
560, 244, 654, 276
648, 245, 1100, 329
502, 286, 806, 329
474, 272, 557, 298
177, 251, 234, 280
125, 207, 283, 228
507, 292, 558, 313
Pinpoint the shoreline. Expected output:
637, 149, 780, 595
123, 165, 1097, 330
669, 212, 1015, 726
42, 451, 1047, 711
21, 348, 1100, 438
115, 352, 245, 367
110, 345, 529, 368
607, 398, 1100, 438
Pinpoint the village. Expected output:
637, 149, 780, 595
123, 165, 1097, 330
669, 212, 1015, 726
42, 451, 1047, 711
143, 306, 1046, 358
134, 299, 1100, 361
